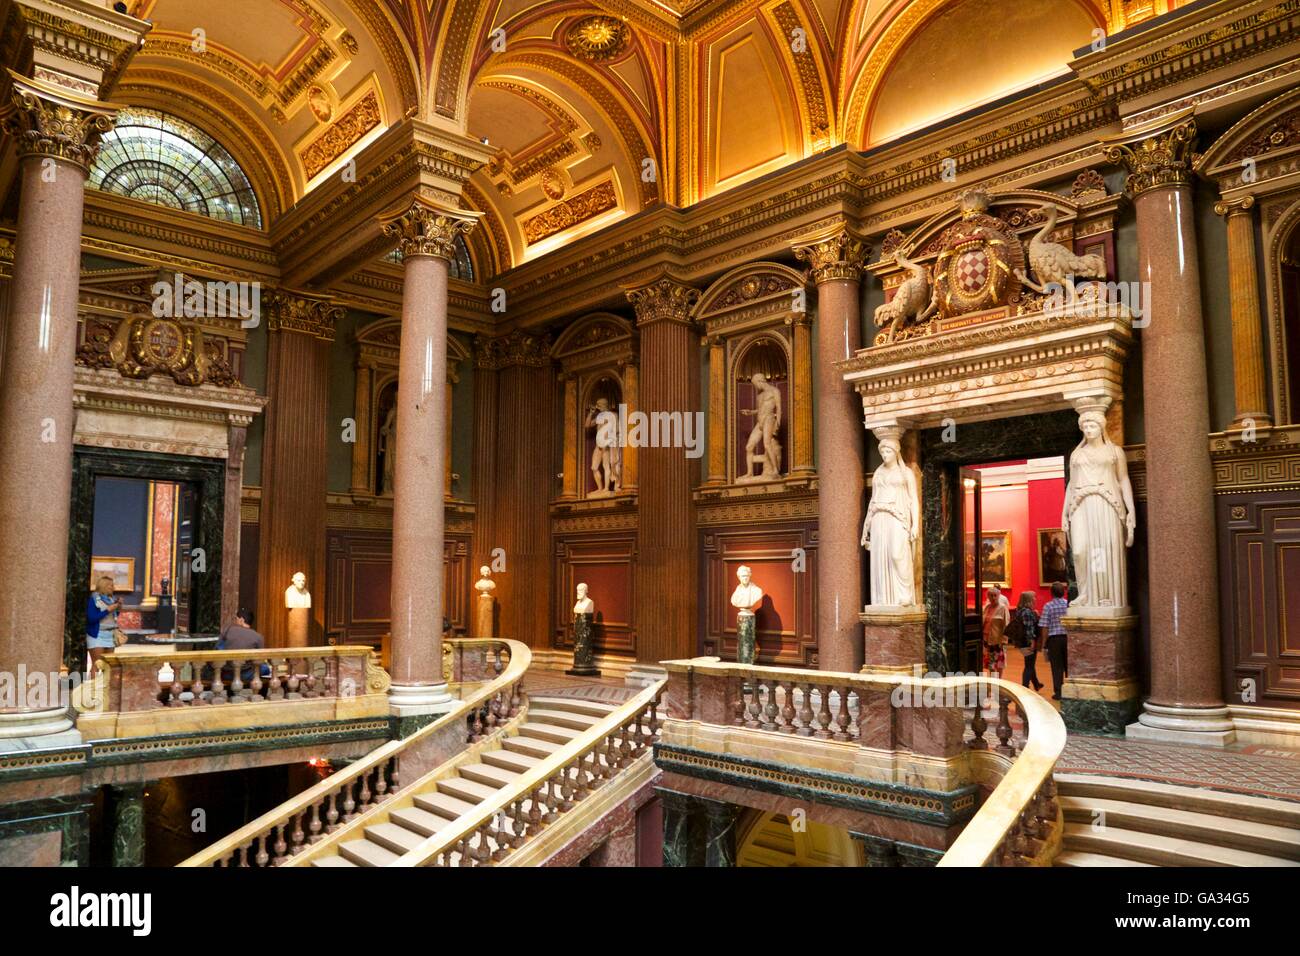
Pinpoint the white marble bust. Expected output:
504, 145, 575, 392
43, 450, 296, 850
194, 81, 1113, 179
475, 565, 496, 597
730, 565, 763, 614
284, 571, 311, 609
573, 582, 595, 616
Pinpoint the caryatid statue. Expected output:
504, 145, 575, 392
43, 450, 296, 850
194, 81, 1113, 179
379, 399, 397, 494
585, 397, 622, 496
730, 565, 764, 664
1062, 404, 1136, 613
740, 373, 782, 481
862, 435, 920, 607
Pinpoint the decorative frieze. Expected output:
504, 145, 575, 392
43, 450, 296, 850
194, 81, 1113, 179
522, 180, 618, 245
300, 88, 381, 179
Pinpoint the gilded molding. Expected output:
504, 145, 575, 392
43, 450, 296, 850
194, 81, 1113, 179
264, 289, 343, 341
626, 276, 701, 327
1103, 116, 1198, 199
793, 227, 870, 284
1, 71, 117, 172
379, 196, 480, 261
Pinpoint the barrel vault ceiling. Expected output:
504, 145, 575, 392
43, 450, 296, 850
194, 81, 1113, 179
116, 0, 1181, 276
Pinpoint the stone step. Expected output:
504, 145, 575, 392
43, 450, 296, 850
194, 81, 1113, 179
528, 707, 604, 731
529, 696, 621, 718
389, 806, 455, 837
1055, 850, 1154, 867
503, 734, 567, 758
414, 791, 480, 820
1060, 795, 1300, 860
1055, 773, 1300, 828
310, 855, 358, 867
437, 776, 505, 805
364, 821, 427, 855
516, 720, 584, 744
482, 748, 544, 773
1061, 822, 1300, 867
338, 838, 401, 867
458, 761, 520, 789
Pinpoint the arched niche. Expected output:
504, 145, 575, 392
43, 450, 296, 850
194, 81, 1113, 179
696, 262, 812, 488
552, 313, 638, 501
349, 317, 469, 500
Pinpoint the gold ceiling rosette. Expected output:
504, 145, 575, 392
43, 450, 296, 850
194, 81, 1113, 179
566, 15, 631, 62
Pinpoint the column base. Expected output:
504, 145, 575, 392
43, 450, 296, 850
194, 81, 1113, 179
0, 707, 80, 745
1126, 702, 1237, 748
1061, 613, 1140, 735
388, 681, 454, 718
860, 606, 926, 675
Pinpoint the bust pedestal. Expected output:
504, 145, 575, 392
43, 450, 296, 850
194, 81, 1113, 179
286, 606, 310, 648
566, 612, 600, 676
476, 592, 495, 639
1060, 611, 1141, 735
859, 606, 927, 675
735, 610, 757, 665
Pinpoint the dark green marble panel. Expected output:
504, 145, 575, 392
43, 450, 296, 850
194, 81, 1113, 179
1062, 696, 1141, 737
0, 792, 94, 866
109, 782, 146, 868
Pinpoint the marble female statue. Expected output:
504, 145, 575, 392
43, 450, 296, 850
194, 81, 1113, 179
1062, 408, 1136, 612
861, 438, 920, 607
379, 402, 397, 493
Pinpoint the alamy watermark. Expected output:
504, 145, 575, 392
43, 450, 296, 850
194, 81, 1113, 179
152, 273, 261, 328
593, 404, 704, 458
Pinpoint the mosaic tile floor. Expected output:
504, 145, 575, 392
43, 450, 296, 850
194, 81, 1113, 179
523, 671, 639, 704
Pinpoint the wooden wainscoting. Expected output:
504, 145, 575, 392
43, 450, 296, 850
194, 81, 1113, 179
552, 531, 637, 660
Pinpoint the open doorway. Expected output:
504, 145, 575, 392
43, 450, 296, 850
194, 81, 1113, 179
960, 457, 1067, 700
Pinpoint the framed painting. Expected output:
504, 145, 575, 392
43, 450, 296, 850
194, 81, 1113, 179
1038, 528, 1070, 586
90, 556, 135, 593
964, 531, 1011, 589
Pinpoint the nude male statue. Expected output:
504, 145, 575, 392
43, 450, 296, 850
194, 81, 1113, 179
740, 373, 782, 480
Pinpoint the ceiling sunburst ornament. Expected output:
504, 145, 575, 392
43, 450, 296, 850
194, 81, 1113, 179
566, 16, 630, 61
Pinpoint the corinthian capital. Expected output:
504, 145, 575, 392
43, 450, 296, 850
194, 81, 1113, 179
626, 276, 700, 327
1, 72, 117, 172
379, 195, 481, 261
1102, 114, 1198, 199
793, 225, 870, 284
265, 289, 343, 342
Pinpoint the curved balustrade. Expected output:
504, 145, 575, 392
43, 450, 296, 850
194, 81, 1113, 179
178, 639, 529, 867
660, 658, 1066, 867
376, 682, 663, 868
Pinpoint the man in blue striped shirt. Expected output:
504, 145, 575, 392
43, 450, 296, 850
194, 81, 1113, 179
1038, 581, 1069, 701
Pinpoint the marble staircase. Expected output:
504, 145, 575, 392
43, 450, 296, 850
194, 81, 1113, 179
311, 696, 624, 867
1054, 773, 1300, 867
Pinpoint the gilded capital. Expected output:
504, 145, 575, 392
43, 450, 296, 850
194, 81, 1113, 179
1213, 194, 1256, 218
1102, 116, 1198, 199
475, 329, 551, 369
793, 227, 870, 285
626, 276, 700, 327
265, 289, 343, 342
379, 195, 481, 261
1, 72, 117, 172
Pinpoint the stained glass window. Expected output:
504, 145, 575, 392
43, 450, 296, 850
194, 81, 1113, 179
89, 108, 262, 228
382, 236, 474, 281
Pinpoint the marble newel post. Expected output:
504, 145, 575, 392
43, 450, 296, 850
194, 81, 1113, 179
794, 228, 869, 673
378, 196, 481, 715
0, 78, 118, 744
1104, 116, 1233, 745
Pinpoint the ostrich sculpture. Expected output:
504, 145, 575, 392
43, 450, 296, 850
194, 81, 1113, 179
1014, 203, 1106, 304
873, 250, 930, 342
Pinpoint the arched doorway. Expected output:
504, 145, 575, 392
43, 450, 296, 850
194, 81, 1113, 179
735, 810, 863, 867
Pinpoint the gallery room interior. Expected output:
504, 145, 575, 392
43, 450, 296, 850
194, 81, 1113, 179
0, 0, 1298, 876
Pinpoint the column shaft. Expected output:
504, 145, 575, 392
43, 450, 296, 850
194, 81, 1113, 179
1216, 198, 1272, 427
350, 363, 373, 495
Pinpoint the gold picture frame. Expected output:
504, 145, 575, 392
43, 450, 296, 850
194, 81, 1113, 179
1037, 528, 1070, 586
91, 556, 135, 593
964, 531, 1011, 589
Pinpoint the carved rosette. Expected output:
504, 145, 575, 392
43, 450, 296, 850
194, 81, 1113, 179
626, 277, 700, 327
379, 196, 479, 261
1, 73, 117, 172
264, 290, 343, 342
793, 227, 871, 285
1104, 117, 1198, 199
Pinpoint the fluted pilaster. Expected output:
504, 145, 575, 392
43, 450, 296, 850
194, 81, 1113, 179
1213, 195, 1272, 429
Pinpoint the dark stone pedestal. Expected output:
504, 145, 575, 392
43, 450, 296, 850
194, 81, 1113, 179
566, 612, 601, 676
736, 611, 756, 665
1061, 613, 1141, 735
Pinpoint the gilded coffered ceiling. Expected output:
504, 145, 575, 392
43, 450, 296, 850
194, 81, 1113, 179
102, 0, 1181, 274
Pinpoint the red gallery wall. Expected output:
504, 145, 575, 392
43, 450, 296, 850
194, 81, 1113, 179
972, 461, 1066, 610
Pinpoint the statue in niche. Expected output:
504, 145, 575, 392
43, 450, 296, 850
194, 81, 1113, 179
584, 396, 622, 496
1062, 406, 1135, 612
378, 397, 397, 494
739, 372, 782, 482
874, 250, 930, 342
730, 565, 763, 665
861, 437, 920, 607
1014, 203, 1107, 305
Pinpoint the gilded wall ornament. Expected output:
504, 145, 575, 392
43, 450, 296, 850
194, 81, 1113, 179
77, 311, 237, 387
264, 290, 343, 341
540, 167, 567, 201
1, 72, 117, 172
299, 89, 380, 179
1103, 117, 1198, 199
793, 227, 870, 284
919, 190, 1024, 320
523, 180, 616, 244
379, 197, 479, 261
627, 277, 701, 327
566, 16, 631, 61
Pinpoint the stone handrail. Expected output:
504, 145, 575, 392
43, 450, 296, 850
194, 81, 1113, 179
177, 639, 529, 867
659, 658, 1066, 867
387, 680, 664, 867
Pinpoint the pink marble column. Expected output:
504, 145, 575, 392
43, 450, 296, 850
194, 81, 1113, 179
795, 229, 869, 674
379, 197, 479, 712
1106, 117, 1232, 745
0, 83, 115, 741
